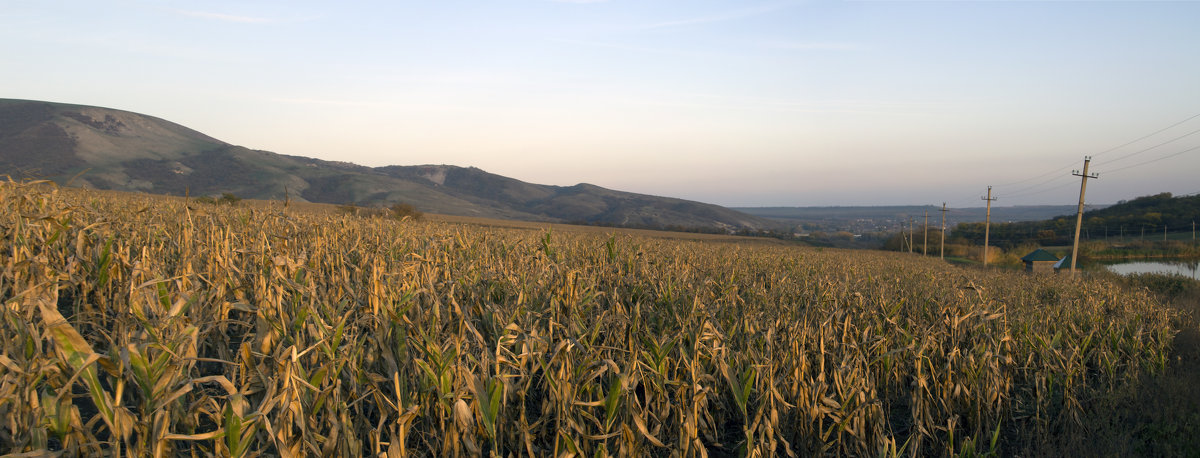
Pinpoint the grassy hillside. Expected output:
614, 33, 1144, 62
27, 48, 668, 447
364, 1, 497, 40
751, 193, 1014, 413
953, 192, 1200, 249
0, 99, 778, 232
0, 181, 1187, 456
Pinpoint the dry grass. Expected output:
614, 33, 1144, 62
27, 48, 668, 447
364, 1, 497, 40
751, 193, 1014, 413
0, 181, 1179, 456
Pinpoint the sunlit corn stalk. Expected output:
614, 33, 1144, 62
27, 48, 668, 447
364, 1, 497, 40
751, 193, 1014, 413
0, 181, 1179, 456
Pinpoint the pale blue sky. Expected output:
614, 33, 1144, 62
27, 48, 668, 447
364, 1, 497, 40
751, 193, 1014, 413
4, 0, 1199, 206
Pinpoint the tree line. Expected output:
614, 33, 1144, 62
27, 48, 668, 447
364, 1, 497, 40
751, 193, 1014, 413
951, 192, 1200, 249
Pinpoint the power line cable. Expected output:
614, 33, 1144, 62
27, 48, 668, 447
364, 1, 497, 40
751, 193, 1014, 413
1002, 171, 1075, 196
996, 159, 1078, 187
1093, 125, 1200, 168
948, 191, 985, 209
1091, 112, 1200, 159
992, 112, 1200, 192
947, 129, 1197, 208
1101, 144, 1200, 175
1002, 180, 1077, 199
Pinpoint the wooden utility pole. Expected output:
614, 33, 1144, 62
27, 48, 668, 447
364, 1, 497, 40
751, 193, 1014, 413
923, 210, 929, 256
982, 186, 996, 266
1165, 225, 1168, 241
939, 202, 948, 259
1070, 157, 1098, 274
908, 217, 914, 254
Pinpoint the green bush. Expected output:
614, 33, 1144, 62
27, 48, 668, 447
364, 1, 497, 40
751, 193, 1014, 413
389, 202, 422, 220
193, 193, 240, 206
1126, 273, 1200, 300
218, 192, 241, 205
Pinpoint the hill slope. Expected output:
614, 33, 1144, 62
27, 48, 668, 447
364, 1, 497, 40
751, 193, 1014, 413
952, 192, 1200, 247
0, 98, 775, 230
736, 205, 1089, 234
737, 205, 1089, 225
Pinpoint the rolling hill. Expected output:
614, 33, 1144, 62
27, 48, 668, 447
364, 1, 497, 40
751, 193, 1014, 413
735, 204, 1090, 234
951, 191, 1199, 248
0, 98, 776, 231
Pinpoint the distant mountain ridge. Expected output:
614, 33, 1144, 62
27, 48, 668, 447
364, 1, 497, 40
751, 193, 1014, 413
736, 205, 1097, 226
0, 98, 776, 231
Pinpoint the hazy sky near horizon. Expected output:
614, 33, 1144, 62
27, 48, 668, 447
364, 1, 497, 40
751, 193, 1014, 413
4, 0, 1200, 207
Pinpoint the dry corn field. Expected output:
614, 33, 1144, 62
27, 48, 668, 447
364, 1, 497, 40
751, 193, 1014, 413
0, 182, 1178, 457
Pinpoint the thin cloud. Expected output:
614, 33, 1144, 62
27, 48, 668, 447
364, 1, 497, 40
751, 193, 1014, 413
634, 2, 803, 30
271, 97, 389, 108
175, 10, 277, 24
625, 92, 939, 116
763, 41, 865, 51
551, 38, 721, 59
269, 97, 483, 113
546, 0, 611, 3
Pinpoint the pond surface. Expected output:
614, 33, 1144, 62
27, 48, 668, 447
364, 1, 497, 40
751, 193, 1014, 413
1099, 259, 1200, 279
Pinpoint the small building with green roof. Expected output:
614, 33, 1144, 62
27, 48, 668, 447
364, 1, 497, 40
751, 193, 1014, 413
1021, 249, 1061, 273
1054, 254, 1073, 272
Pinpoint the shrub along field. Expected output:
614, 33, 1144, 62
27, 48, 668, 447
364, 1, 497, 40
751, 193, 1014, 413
0, 182, 1182, 456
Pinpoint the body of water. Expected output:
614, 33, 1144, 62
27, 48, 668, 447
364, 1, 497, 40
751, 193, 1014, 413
1100, 259, 1200, 279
